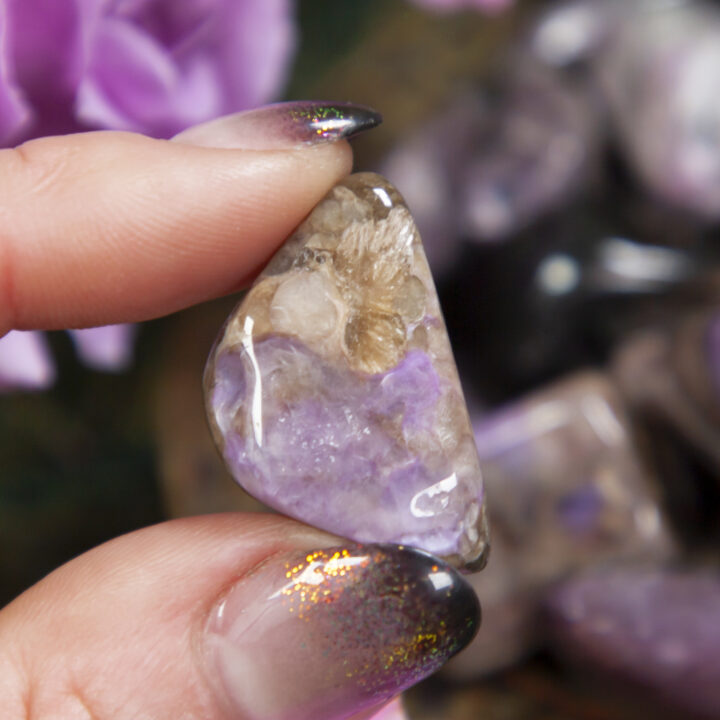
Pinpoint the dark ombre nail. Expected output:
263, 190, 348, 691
205, 543, 479, 720
173, 101, 382, 150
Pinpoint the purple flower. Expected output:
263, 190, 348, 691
0, 0, 297, 390
0, 325, 136, 392
70, 324, 137, 371
410, 0, 513, 13
0, 0, 297, 144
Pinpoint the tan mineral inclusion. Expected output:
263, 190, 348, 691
205, 173, 489, 570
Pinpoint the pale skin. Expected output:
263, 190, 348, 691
0, 130, 403, 719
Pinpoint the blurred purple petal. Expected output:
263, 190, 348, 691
1, 0, 297, 144
111, 0, 219, 48
77, 0, 296, 138
70, 324, 137, 372
213, 0, 297, 114
0, 1, 31, 143
77, 14, 223, 135
4, 0, 84, 139
0, 330, 56, 391
6, 0, 82, 98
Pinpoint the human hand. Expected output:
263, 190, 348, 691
0, 103, 480, 720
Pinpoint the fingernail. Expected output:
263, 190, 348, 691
173, 101, 382, 150
205, 543, 479, 720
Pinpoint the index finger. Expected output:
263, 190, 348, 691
0, 104, 367, 336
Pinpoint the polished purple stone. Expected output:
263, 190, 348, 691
706, 312, 720, 399
446, 372, 675, 679
546, 566, 720, 718
205, 173, 488, 570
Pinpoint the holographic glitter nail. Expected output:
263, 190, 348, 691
281, 101, 383, 143
173, 101, 382, 150
205, 544, 480, 720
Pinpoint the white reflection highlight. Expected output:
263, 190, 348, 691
268, 555, 370, 600
582, 395, 624, 447
428, 571, 454, 592
537, 253, 581, 296
373, 187, 393, 208
597, 237, 689, 289
242, 316, 263, 447
410, 473, 458, 518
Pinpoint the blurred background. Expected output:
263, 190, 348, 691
3, 0, 720, 718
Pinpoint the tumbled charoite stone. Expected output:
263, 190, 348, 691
204, 173, 488, 570
444, 372, 675, 678
546, 566, 720, 719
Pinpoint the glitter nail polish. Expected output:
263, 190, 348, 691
205, 544, 479, 720
173, 101, 382, 150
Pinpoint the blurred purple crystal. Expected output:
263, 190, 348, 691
381, 63, 599, 276
381, 94, 482, 277
707, 311, 720, 398
532, 0, 720, 219
546, 566, 720, 718
446, 372, 675, 678
593, 1, 720, 218
606, 308, 720, 543
459, 63, 598, 241
0, 0, 297, 144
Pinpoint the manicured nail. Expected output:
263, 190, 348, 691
205, 543, 479, 720
173, 101, 382, 150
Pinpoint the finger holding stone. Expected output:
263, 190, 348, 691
0, 102, 382, 336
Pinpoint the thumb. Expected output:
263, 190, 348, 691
0, 514, 479, 720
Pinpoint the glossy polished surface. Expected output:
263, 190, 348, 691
204, 173, 488, 570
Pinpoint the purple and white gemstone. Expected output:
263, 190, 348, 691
546, 566, 720, 719
204, 173, 488, 570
